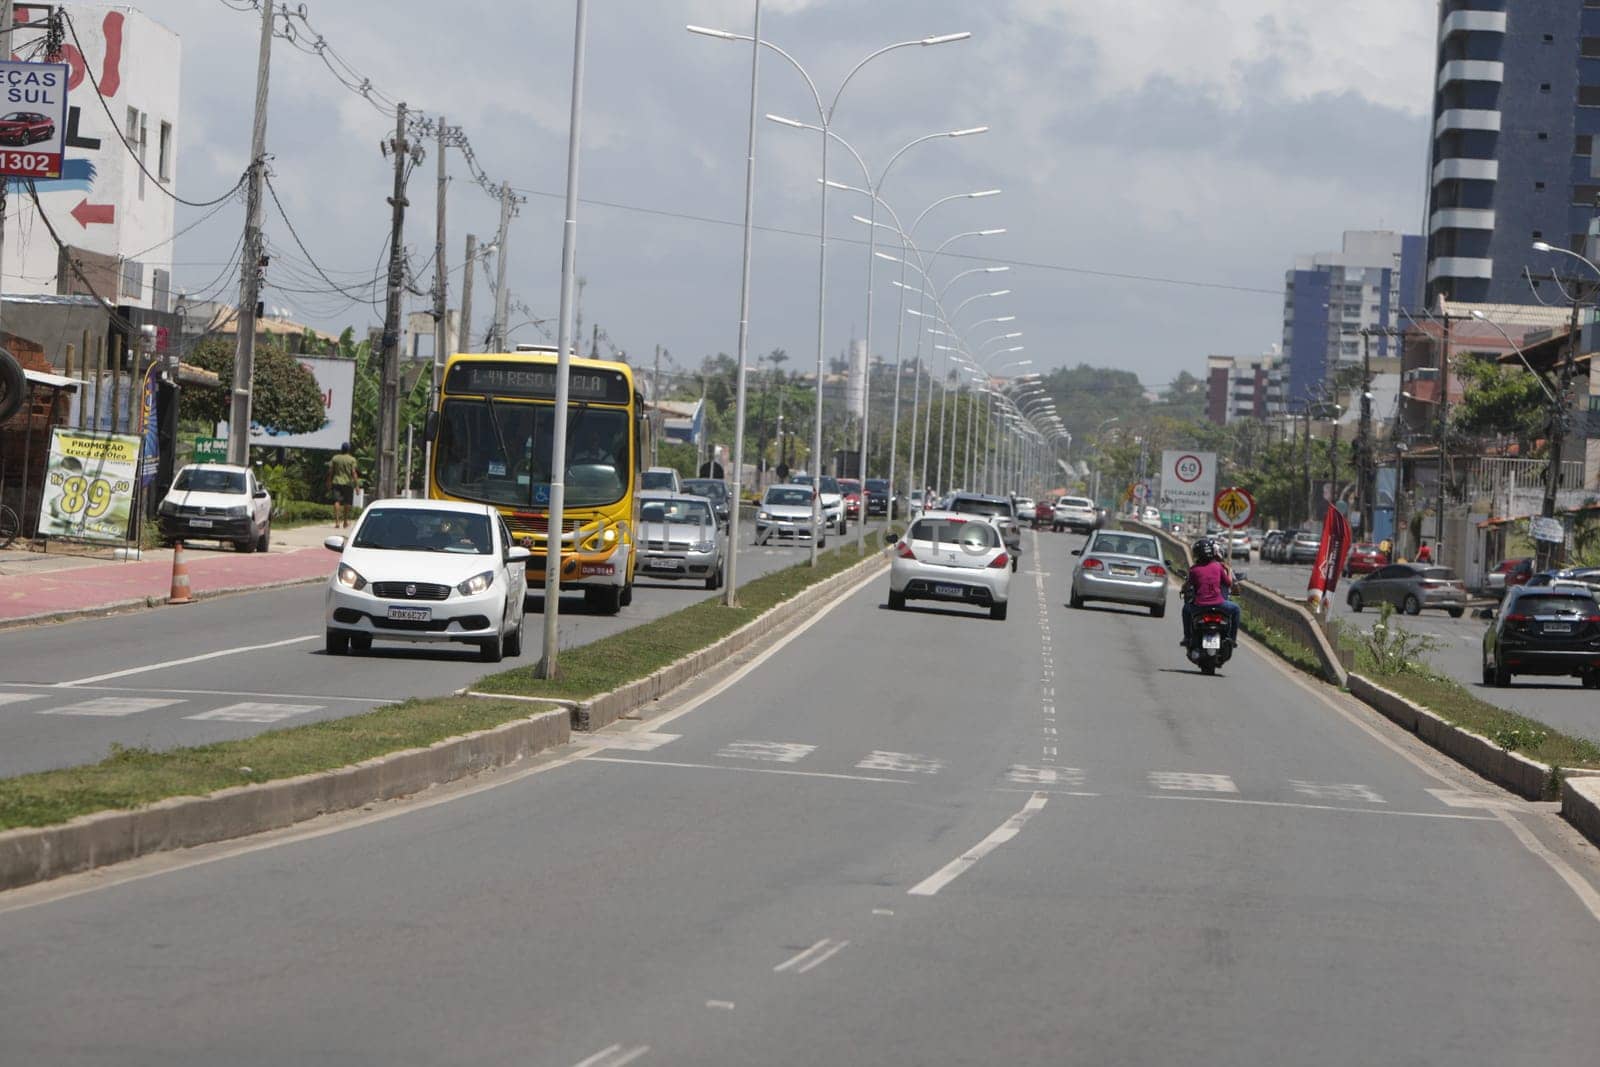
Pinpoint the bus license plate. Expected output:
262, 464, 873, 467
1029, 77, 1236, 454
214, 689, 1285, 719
1202, 634, 1222, 650
387, 606, 432, 622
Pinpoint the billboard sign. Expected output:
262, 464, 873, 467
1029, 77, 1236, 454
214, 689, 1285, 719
0, 61, 68, 179
1159, 450, 1216, 512
37, 429, 139, 542
248, 355, 356, 451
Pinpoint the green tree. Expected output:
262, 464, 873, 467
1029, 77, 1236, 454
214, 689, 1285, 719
1451, 354, 1548, 453
180, 335, 326, 435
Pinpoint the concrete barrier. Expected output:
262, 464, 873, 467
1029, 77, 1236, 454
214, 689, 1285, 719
1560, 776, 1600, 850
1347, 674, 1555, 801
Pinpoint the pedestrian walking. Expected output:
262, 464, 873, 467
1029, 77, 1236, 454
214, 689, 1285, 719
327, 442, 360, 529
1417, 540, 1433, 564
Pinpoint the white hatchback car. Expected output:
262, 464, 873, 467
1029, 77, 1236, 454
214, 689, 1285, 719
886, 510, 1012, 620
324, 499, 530, 662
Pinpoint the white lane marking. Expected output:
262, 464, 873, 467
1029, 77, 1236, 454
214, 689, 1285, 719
717, 740, 815, 764
705, 1000, 736, 1010
186, 702, 323, 724
1146, 793, 1496, 821
591, 731, 680, 752
58, 635, 319, 687
0, 692, 43, 706
1149, 771, 1239, 793
572, 1044, 650, 1067
774, 937, 850, 974
1491, 808, 1600, 925
3, 682, 387, 702
908, 792, 1049, 897
585, 756, 911, 786
1006, 765, 1085, 786
1426, 788, 1520, 811
1290, 780, 1385, 804
645, 566, 885, 733
872, 908, 895, 916
39, 696, 184, 717
856, 750, 944, 775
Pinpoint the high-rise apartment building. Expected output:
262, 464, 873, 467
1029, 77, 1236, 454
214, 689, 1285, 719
1282, 230, 1426, 407
1426, 0, 1600, 305
1204, 352, 1286, 426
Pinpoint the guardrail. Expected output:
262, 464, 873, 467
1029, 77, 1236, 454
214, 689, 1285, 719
1118, 519, 1346, 686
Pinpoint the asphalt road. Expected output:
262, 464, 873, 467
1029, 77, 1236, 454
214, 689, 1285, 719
3, 529, 1598, 1065
1243, 556, 1600, 745
0, 525, 880, 778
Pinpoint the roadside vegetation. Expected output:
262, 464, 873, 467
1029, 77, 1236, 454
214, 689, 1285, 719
0, 540, 879, 831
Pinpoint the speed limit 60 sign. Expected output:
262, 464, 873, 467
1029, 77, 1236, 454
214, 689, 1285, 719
1159, 450, 1216, 511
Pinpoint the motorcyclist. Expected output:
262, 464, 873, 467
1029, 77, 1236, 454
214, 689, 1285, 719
1181, 536, 1241, 649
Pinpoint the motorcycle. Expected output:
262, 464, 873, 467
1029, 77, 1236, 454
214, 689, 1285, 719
1186, 607, 1235, 676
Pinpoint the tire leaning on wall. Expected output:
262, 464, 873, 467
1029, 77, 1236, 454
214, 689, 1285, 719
0, 349, 26, 424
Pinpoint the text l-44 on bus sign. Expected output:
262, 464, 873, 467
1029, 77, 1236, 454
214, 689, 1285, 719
0, 62, 69, 179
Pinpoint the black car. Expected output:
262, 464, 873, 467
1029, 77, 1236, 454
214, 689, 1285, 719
864, 477, 894, 517
1483, 586, 1600, 688
681, 478, 731, 528
945, 492, 1021, 570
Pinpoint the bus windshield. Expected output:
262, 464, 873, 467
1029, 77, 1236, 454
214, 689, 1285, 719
434, 398, 630, 509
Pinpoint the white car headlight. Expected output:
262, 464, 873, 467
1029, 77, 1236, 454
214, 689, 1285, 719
227, 504, 249, 518
457, 570, 495, 596
693, 540, 716, 553
336, 563, 367, 590
757, 511, 771, 521
159, 500, 177, 516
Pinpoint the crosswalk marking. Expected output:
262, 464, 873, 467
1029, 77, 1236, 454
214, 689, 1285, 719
1007, 765, 1086, 786
0, 693, 44, 707
39, 696, 184, 717
1149, 771, 1239, 794
856, 751, 944, 775
186, 702, 322, 724
594, 731, 681, 752
717, 740, 816, 764
1289, 780, 1385, 804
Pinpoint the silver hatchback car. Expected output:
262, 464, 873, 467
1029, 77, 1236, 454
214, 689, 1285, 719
1068, 528, 1171, 617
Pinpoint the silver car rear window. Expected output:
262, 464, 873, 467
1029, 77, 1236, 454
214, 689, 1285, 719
1087, 534, 1158, 560
909, 518, 998, 549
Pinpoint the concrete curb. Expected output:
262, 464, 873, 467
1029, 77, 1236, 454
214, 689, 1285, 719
573, 549, 889, 733
1347, 674, 1555, 801
0, 707, 570, 892
0, 574, 329, 632
0, 549, 887, 891
1560, 777, 1600, 847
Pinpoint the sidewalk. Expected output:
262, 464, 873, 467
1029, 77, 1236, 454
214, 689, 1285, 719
0, 523, 342, 627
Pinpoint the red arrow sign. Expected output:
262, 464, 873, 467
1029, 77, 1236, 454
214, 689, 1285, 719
70, 199, 115, 228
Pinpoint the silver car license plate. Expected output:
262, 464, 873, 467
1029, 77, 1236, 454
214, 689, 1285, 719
653, 557, 682, 569
935, 583, 963, 597
189, 518, 213, 528
1202, 634, 1222, 650
387, 606, 431, 622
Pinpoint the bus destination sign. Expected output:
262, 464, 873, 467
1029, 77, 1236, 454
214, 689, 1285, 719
446, 362, 630, 405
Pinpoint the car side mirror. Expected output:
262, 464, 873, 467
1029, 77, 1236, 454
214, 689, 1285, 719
884, 532, 899, 545
324, 535, 345, 552
507, 546, 532, 563
423, 411, 439, 443
1070, 548, 1082, 556
254, 488, 269, 499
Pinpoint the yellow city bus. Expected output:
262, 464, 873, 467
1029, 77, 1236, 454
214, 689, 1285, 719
426, 347, 648, 613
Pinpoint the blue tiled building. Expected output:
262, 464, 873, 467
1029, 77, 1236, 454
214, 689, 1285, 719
1427, 0, 1600, 304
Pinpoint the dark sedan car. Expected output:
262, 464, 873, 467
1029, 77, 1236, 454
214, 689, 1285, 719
1347, 563, 1469, 617
864, 478, 893, 517
1483, 587, 1600, 688
0, 111, 53, 145
681, 478, 731, 528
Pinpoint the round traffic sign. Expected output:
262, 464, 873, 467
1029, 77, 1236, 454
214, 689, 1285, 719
1133, 483, 1149, 501
1173, 454, 1204, 483
1212, 486, 1255, 529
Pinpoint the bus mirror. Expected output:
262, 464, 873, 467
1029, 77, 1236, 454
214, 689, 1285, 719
423, 412, 439, 443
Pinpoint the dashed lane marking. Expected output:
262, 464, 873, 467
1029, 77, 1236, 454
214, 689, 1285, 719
774, 937, 850, 975
717, 740, 816, 764
908, 792, 1049, 897
592, 731, 681, 752
1149, 771, 1239, 793
572, 1044, 650, 1067
585, 756, 911, 786
56, 635, 320, 687
38, 696, 184, 717
1290, 781, 1385, 804
1146, 793, 1498, 821
1007, 765, 1085, 786
856, 751, 945, 775
0, 693, 44, 706
186, 702, 323, 724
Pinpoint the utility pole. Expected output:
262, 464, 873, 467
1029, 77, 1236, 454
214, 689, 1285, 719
425, 116, 449, 485
457, 233, 476, 354
376, 103, 411, 499
1539, 281, 1584, 570
1434, 308, 1451, 556
227, 0, 274, 466
1302, 408, 1313, 523
652, 343, 663, 466
1358, 328, 1374, 538
490, 181, 513, 351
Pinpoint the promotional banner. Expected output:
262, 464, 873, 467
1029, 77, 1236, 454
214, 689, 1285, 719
139, 365, 159, 487
1159, 450, 1216, 512
1306, 503, 1354, 613
0, 60, 69, 179
37, 429, 139, 542
248, 355, 356, 451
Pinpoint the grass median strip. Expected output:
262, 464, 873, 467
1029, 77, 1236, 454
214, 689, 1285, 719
1238, 604, 1323, 677
0, 541, 879, 832
1369, 670, 1600, 771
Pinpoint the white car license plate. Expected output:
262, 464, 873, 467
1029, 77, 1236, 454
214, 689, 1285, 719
387, 606, 432, 622
1202, 634, 1222, 650
189, 518, 213, 528
1111, 565, 1137, 576
935, 583, 963, 597
652, 557, 682, 569
1545, 622, 1573, 633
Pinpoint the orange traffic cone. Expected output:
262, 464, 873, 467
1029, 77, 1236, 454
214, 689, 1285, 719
169, 541, 192, 605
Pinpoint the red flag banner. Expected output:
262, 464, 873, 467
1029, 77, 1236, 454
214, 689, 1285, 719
1307, 504, 1353, 605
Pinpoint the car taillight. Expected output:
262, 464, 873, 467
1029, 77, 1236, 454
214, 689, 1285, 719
1146, 565, 1166, 577
896, 542, 916, 560
1505, 613, 1530, 624
989, 552, 1010, 569
1082, 558, 1103, 570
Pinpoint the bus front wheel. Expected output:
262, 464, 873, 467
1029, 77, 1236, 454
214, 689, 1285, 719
585, 586, 623, 615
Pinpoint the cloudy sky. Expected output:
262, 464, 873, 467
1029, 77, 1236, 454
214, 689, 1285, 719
163, 0, 1438, 391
